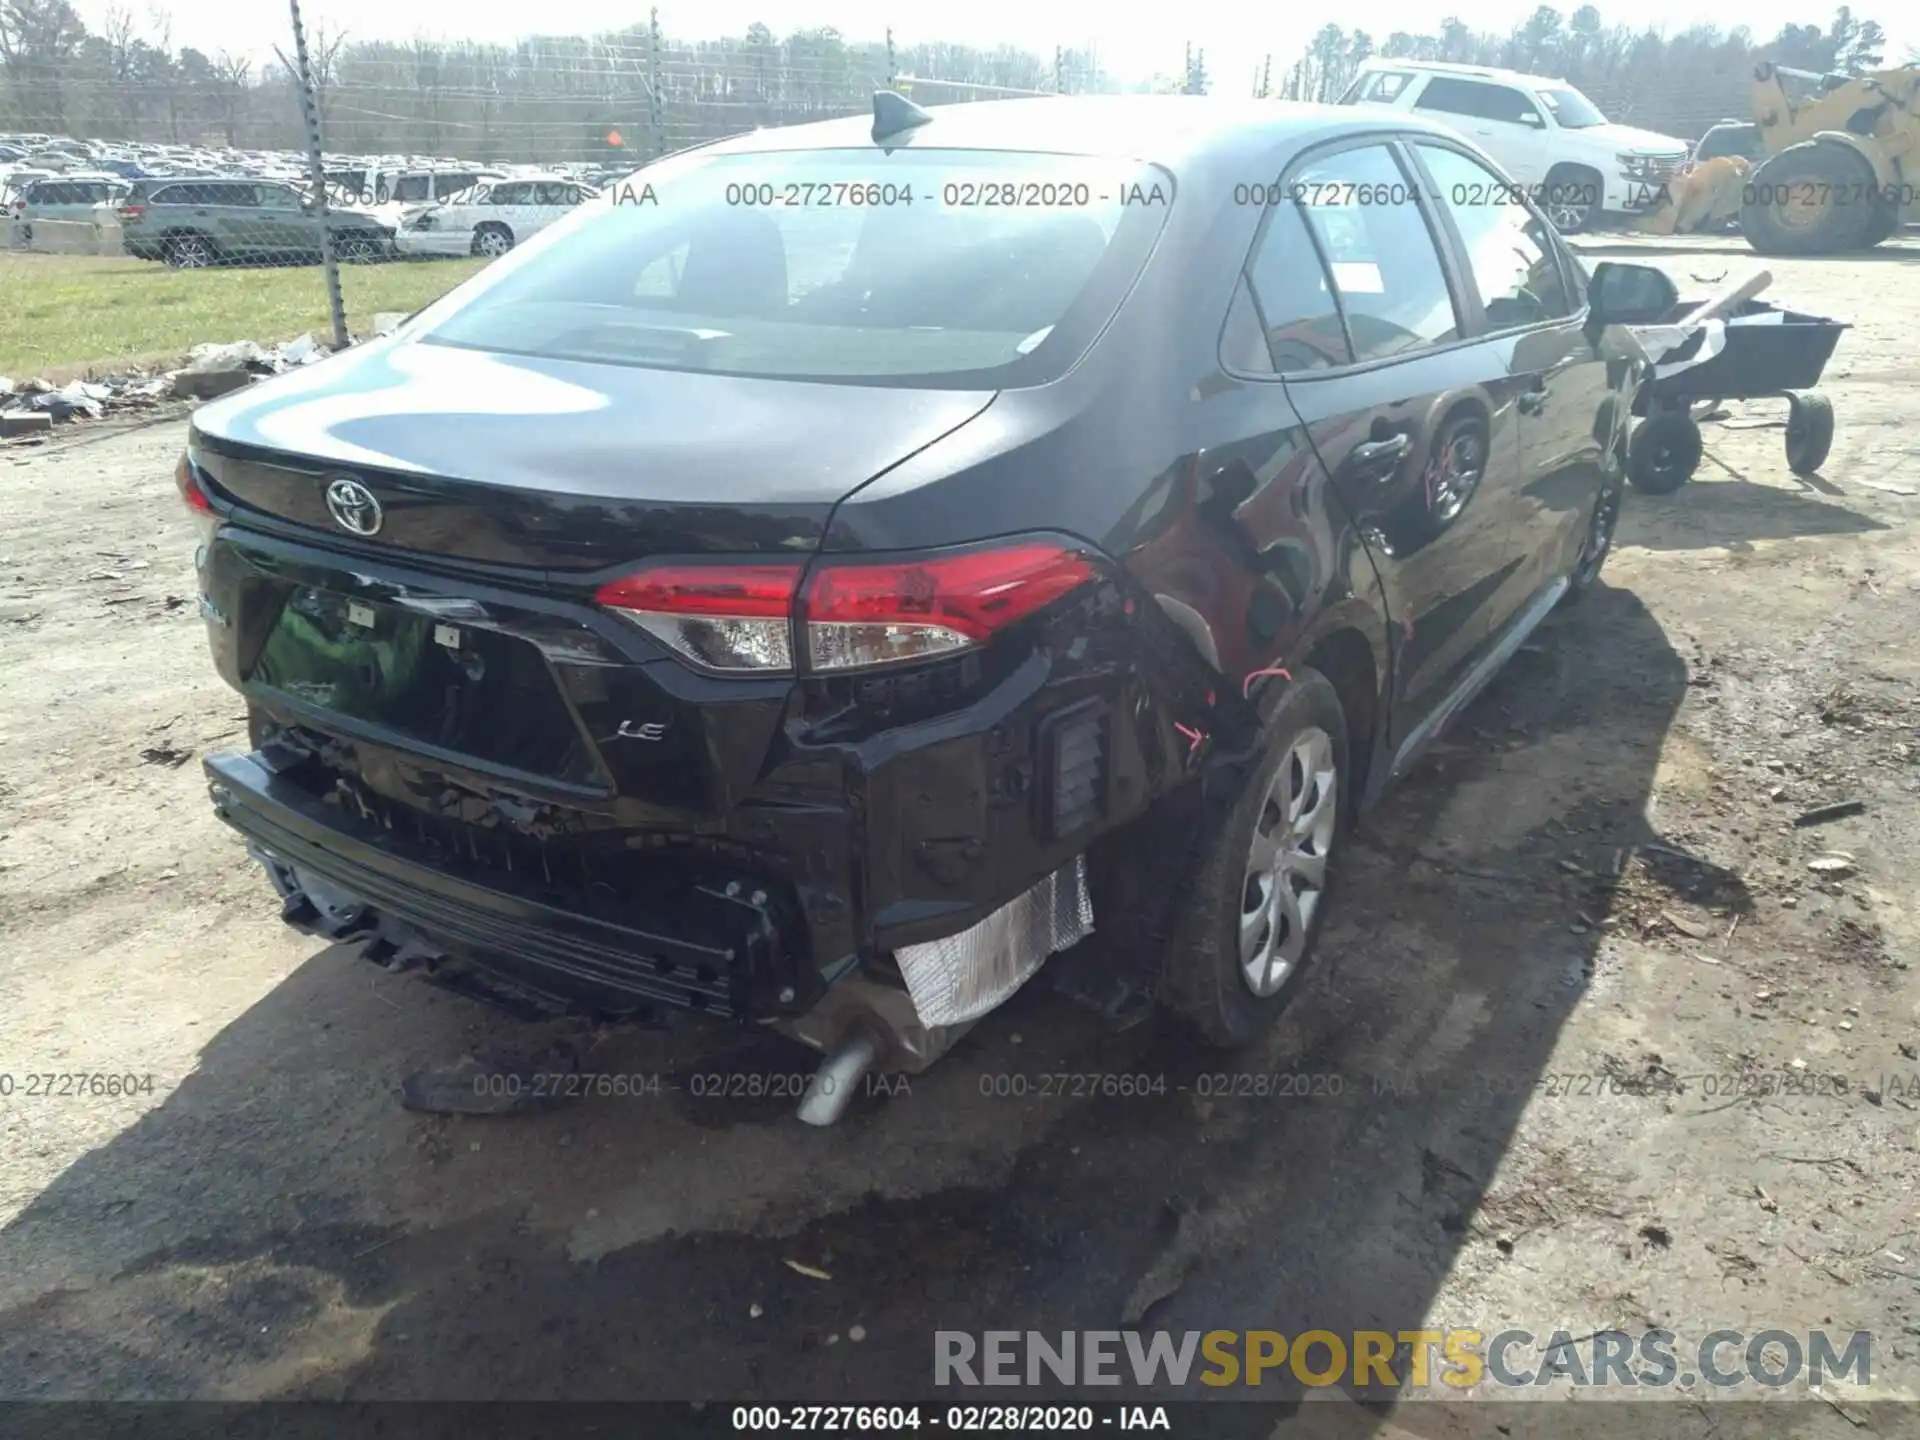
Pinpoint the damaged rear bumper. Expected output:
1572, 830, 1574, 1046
207, 748, 787, 1018
206, 745, 1099, 1119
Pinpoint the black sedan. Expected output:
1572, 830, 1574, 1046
176, 92, 1674, 1122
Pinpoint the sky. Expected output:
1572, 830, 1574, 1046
74, 0, 1917, 88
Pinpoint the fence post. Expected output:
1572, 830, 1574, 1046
1054, 46, 1064, 93
287, 0, 347, 351
647, 8, 664, 160
886, 28, 896, 89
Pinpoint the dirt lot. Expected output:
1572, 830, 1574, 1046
1, 237, 1917, 1429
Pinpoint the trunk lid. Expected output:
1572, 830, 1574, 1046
191, 336, 997, 570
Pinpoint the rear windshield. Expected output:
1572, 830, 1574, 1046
414, 148, 1174, 388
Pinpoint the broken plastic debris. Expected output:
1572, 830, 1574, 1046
783, 1259, 832, 1281
186, 340, 269, 373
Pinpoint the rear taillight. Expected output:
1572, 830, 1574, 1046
117, 203, 144, 221
802, 543, 1095, 671
594, 562, 801, 673
593, 540, 1098, 676
175, 452, 214, 515
175, 451, 219, 547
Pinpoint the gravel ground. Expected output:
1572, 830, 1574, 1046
1, 238, 1917, 1430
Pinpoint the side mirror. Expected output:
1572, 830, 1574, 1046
1587, 261, 1678, 326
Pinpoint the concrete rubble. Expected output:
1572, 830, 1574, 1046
0, 333, 336, 435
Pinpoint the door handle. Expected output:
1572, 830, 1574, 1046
1518, 387, 1550, 415
1349, 433, 1411, 476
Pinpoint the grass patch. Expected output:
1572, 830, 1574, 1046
0, 252, 486, 377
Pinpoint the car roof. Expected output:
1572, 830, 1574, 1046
694, 94, 1483, 175
1358, 58, 1570, 87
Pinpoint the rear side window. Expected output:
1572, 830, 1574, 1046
1358, 71, 1414, 104
1416, 144, 1574, 328
391, 175, 432, 203
1243, 198, 1350, 371
434, 173, 478, 199
417, 148, 1174, 389
1415, 78, 1543, 126
1288, 145, 1460, 362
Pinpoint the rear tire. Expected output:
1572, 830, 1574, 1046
1740, 142, 1877, 255
1784, 391, 1835, 475
163, 232, 214, 269
1158, 669, 1349, 1049
1860, 201, 1899, 248
336, 232, 383, 263
473, 223, 513, 258
1562, 473, 1624, 603
1626, 412, 1702, 495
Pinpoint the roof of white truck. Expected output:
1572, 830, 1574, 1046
1357, 58, 1572, 87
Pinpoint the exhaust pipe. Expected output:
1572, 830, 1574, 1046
795, 1028, 879, 1128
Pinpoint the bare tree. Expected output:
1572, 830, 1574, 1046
210, 49, 250, 144
274, 22, 345, 133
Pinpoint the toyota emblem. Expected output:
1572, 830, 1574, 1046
324, 476, 383, 536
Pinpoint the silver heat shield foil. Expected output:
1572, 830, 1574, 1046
893, 855, 1093, 1027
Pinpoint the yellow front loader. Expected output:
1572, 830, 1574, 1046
1638, 61, 1920, 254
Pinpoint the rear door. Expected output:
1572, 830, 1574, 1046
1413, 77, 1553, 184
253, 183, 311, 252
1412, 141, 1614, 599
1261, 138, 1527, 750
486, 180, 532, 241
205, 181, 268, 254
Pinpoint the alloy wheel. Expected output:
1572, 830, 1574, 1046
1239, 726, 1338, 998
1428, 429, 1484, 523
1575, 483, 1622, 586
1547, 194, 1592, 232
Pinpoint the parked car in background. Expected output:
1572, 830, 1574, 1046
324, 165, 499, 209
119, 178, 394, 268
394, 174, 597, 258
2, 170, 60, 216
9, 173, 129, 225
327, 166, 506, 239
1338, 59, 1690, 232
178, 93, 1675, 1124
1692, 120, 1766, 166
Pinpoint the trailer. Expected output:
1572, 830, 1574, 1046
1625, 272, 1849, 494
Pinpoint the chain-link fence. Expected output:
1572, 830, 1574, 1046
0, 4, 1872, 395
0, 7, 1108, 393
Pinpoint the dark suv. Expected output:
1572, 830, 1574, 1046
177, 94, 1672, 1122
120, 177, 393, 267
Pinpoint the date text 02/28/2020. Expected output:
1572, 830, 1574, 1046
729, 1405, 1171, 1432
